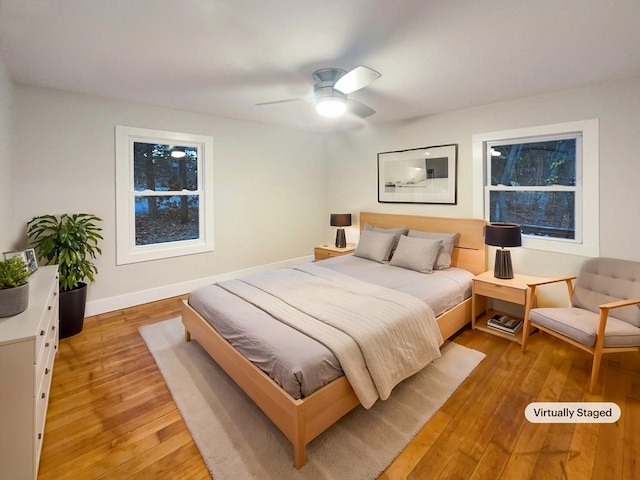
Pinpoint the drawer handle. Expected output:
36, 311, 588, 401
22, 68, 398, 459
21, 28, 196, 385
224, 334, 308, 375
40, 330, 45, 336
38, 433, 42, 440
41, 392, 46, 399
48, 305, 52, 310
45, 368, 50, 375
45, 342, 50, 348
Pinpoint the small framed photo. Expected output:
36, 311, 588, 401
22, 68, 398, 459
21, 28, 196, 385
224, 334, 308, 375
24, 248, 38, 272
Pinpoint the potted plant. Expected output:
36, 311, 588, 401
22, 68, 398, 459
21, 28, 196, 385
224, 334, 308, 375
27, 213, 103, 338
0, 256, 32, 317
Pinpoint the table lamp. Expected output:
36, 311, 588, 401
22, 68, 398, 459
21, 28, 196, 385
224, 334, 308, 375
485, 222, 522, 279
330, 214, 351, 248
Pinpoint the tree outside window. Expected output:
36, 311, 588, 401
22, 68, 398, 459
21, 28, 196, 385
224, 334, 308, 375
486, 136, 580, 241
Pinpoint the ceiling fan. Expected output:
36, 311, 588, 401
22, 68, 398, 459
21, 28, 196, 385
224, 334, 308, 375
256, 66, 381, 118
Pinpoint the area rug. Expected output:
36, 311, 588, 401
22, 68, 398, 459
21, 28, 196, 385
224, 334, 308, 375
139, 318, 485, 480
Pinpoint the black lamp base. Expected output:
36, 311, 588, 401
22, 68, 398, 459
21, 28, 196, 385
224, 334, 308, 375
335, 228, 346, 248
494, 249, 514, 279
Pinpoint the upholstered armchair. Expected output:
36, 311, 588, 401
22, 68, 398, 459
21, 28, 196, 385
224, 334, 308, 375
522, 257, 640, 393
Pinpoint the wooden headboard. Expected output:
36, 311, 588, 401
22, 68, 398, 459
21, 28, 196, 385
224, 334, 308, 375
359, 212, 486, 275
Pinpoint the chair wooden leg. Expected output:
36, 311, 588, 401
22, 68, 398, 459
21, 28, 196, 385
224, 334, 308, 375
589, 350, 603, 393
521, 319, 530, 352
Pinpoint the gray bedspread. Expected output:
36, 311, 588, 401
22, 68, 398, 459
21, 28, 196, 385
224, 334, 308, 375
187, 255, 473, 402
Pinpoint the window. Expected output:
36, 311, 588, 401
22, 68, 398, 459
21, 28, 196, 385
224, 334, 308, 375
473, 120, 599, 256
487, 135, 579, 240
116, 126, 214, 264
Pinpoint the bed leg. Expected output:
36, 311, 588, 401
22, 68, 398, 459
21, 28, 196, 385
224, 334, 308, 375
184, 329, 191, 342
293, 443, 306, 469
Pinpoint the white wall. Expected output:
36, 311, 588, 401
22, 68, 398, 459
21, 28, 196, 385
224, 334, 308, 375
0, 58, 14, 251
9, 85, 327, 313
325, 76, 640, 302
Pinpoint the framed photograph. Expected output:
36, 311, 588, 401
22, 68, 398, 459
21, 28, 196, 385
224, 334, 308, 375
378, 144, 458, 204
3, 250, 28, 262
24, 248, 38, 272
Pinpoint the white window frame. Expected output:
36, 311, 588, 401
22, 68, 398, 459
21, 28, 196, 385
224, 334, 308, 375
115, 126, 214, 265
472, 119, 599, 257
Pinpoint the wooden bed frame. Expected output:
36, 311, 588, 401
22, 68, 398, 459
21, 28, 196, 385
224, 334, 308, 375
181, 212, 486, 468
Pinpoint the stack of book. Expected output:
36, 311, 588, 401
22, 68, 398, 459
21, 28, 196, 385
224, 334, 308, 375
487, 314, 523, 335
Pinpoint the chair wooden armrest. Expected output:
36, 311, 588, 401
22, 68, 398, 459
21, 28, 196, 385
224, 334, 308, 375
526, 275, 576, 288
599, 297, 640, 311
594, 298, 640, 339
526, 275, 577, 304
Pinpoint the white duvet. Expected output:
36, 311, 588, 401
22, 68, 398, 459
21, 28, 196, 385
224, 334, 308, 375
218, 263, 443, 408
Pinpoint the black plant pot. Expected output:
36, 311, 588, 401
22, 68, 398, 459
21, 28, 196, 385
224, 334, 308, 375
59, 282, 87, 339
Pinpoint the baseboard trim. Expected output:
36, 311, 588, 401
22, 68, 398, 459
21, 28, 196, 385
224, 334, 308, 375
85, 255, 314, 317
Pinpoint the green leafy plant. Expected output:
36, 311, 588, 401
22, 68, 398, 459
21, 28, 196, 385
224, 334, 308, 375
0, 256, 31, 289
27, 213, 103, 292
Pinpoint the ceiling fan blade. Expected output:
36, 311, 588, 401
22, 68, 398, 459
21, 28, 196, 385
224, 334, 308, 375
346, 99, 376, 118
334, 66, 381, 94
255, 97, 305, 106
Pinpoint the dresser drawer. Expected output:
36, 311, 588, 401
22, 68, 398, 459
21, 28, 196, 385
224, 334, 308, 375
474, 280, 525, 304
35, 283, 58, 363
34, 362, 53, 464
35, 332, 56, 391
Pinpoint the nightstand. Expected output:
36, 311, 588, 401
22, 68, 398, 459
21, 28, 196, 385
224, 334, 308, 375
314, 244, 355, 261
471, 271, 549, 344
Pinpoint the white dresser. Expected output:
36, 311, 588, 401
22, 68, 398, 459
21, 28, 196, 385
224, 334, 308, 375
0, 265, 59, 480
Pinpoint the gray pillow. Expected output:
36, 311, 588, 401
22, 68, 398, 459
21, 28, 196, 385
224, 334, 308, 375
363, 223, 407, 260
353, 229, 397, 263
407, 230, 458, 269
389, 235, 442, 273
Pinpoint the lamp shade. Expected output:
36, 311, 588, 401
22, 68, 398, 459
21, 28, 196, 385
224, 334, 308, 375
330, 214, 352, 227
485, 223, 522, 248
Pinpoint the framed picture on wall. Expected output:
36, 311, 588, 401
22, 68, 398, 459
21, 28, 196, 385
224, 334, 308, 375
378, 144, 458, 204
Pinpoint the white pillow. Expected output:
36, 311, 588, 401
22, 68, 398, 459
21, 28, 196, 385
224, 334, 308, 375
407, 230, 458, 269
389, 235, 442, 273
353, 229, 396, 263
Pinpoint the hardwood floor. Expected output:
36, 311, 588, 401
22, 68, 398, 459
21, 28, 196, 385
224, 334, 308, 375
38, 297, 639, 480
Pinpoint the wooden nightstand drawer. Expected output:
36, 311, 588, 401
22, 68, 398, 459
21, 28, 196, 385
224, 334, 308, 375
314, 245, 355, 261
474, 280, 525, 304
315, 248, 339, 260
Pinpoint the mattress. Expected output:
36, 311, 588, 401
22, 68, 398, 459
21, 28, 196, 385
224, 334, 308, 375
187, 255, 473, 400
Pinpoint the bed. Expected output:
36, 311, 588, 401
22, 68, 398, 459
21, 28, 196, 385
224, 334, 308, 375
181, 212, 486, 468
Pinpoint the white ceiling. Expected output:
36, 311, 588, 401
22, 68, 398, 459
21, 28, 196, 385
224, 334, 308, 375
1, 0, 639, 133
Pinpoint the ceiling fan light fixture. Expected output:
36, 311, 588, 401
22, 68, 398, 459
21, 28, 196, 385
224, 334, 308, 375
316, 97, 347, 118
